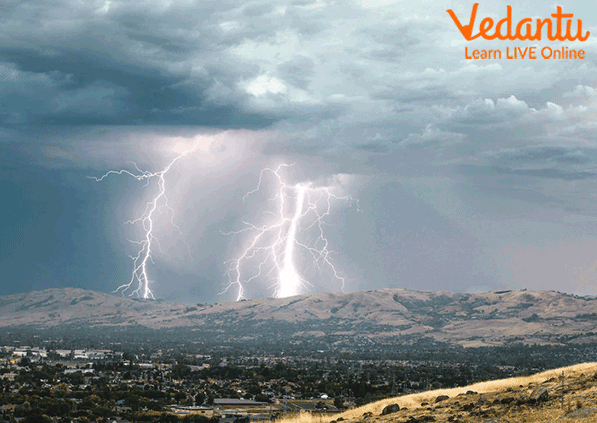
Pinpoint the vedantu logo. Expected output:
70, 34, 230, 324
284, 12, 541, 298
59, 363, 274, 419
447, 4, 590, 60
447, 4, 589, 41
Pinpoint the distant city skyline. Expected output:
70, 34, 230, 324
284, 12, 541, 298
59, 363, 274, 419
1, 0, 597, 303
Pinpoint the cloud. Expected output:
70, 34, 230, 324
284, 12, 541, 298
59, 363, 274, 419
458, 164, 597, 182
3, 0, 597, 300
564, 84, 597, 99
493, 147, 591, 165
1, 0, 595, 159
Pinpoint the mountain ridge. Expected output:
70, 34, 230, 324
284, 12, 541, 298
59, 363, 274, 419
1, 287, 596, 347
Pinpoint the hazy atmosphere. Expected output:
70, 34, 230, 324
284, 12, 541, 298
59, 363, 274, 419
1, 0, 597, 303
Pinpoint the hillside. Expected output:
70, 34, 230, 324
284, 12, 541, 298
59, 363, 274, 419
277, 362, 597, 423
1, 288, 597, 347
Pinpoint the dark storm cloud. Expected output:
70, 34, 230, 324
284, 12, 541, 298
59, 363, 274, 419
0, 55, 273, 127
0, 0, 281, 128
2, 0, 597, 301
3, 0, 423, 132
1, 0, 595, 147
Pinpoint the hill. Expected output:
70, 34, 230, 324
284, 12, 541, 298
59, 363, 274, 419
1, 287, 597, 347
279, 362, 597, 422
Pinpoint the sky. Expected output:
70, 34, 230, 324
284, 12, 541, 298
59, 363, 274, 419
1, 0, 597, 303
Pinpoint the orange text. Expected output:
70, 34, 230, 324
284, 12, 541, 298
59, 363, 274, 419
447, 4, 590, 41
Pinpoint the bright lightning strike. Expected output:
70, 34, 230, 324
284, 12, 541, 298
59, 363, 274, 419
223, 164, 358, 301
89, 145, 199, 299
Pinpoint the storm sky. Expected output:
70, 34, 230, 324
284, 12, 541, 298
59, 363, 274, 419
1, 0, 597, 303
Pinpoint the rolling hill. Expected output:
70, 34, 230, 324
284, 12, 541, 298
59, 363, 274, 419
1, 287, 597, 347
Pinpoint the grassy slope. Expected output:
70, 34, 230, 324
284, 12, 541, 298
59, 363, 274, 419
278, 362, 597, 423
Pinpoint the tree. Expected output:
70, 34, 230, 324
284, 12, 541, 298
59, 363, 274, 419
172, 363, 192, 379
54, 383, 69, 398
175, 391, 187, 403
24, 412, 52, 423
194, 392, 206, 405
255, 394, 271, 403
334, 397, 345, 409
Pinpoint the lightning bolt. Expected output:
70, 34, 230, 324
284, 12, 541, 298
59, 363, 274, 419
89, 144, 199, 299
223, 164, 358, 301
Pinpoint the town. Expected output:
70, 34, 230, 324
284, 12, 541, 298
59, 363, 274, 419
2, 337, 597, 423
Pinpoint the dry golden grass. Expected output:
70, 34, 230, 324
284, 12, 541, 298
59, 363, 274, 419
275, 362, 597, 423
275, 412, 330, 423
340, 362, 597, 418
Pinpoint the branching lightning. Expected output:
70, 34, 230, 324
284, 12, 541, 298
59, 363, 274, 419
89, 145, 199, 299
223, 164, 358, 301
